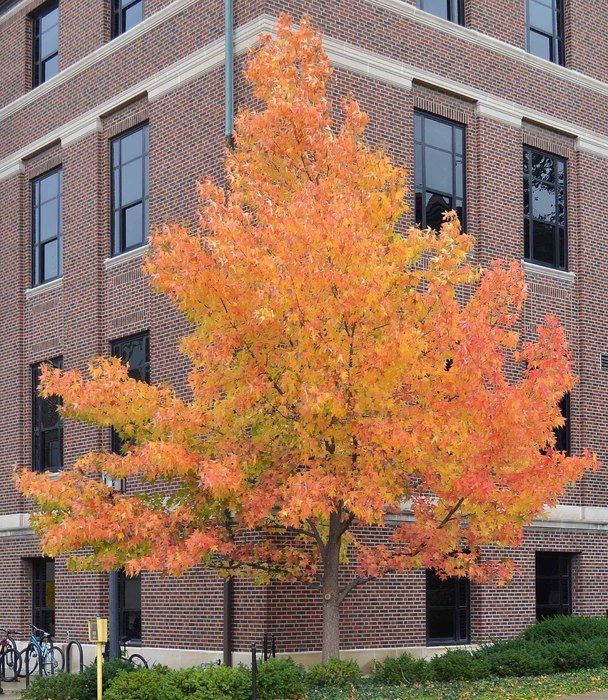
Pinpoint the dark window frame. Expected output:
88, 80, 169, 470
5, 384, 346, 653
110, 332, 150, 454
426, 569, 471, 646
417, 0, 464, 24
523, 146, 568, 271
32, 357, 63, 473
111, 0, 144, 38
525, 0, 564, 65
110, 122, 150, 257
535, 552, 572, 621
414, 110, 467, 232
31, 167, 63, 287
32, 558, 56, 636
32, 1, 59, 87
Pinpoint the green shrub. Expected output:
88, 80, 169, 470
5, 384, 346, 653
372, 653, 432, 685
21, 671, 88, 700
550, 640, 605, 672
81, 657, 137, 697
104, 668, 171, 700
162, 664, 251, 700
257, 657, 306, 699
523, 616, 608, 643
308, 657, 363, 688
430, 649, 491, 681
481, 642, 555, 677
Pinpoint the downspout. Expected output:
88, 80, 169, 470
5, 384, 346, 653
225, 0, 235, 147
223, 577, 234, 667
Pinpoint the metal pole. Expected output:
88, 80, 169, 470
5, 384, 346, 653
108, 570, 120, 660
224, 0, 235, 145
251, 643, 257, 700
222, 577, 234, 667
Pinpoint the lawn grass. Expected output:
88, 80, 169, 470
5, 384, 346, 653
307, 668, 608, 699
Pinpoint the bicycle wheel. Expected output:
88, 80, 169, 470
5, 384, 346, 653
127, 653, 148, 669
42, 645, 64, 676
19, 645, 39, 677
0, 646, 21, 681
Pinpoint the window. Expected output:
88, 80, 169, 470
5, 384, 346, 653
426, 570, 470, 644
32, 167, 62, 286
111, 123, 149, 256
118, 571, 142, 641
554, 393, 570, 454
32, 558, 56, 636
112, 0, 144, 37
417, 0, 464, 24
526, 0, 564, 65
415, 112, 465, 232
111, 332, 149, 454
536, 552, 572, 620
32, 2, 59, 87
523, 148, 567, 270
32, 358, 63, 473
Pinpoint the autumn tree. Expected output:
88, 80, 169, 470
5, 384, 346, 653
19, 16, 597, 661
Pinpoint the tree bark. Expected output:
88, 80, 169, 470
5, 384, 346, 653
321, 514, 342, 663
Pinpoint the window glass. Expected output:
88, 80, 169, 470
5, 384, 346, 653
523, 148, 567, 270
418, 0, 464, 24
33, 3, 59, 86
118, 571, 142, 641
536, 552, 572, 620
33, 559, 55, 636
112, 0, 144, 37
426, 570, 470, 644
32, 168, 62, 286
415, 113, 466, 231
32, 358, 63, 473
111, 124, 149, 256
526, 0, 563, 65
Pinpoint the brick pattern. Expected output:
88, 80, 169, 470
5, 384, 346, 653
0, 0, 607, 655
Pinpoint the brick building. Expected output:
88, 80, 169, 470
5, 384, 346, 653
1, 0, 607, 669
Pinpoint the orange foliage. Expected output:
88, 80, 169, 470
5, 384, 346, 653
18, 16, 597, 588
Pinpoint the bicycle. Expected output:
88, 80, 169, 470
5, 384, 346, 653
103, 637, 148, 668
0, 628, 20, 681
19, 625, 64, 677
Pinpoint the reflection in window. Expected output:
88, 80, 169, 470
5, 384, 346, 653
32, 2, 59, 86
112, 0, 144, 37
33, 559, 56, 636
32, 358, 63, 473
417, 0, 464, 25
523, 148, 567, 270
426, 570, 470, 644
526, 0, 564, 65
32, 168, 62, 286
111, 123, 149, 256
554, 393, 570, 455
118, 571, 142, 641
415, 112, 465, 232
536, 552, 572, 620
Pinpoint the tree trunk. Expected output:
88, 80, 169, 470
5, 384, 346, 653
321, 517, 342, 663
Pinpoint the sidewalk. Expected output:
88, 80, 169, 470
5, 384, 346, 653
560, 694, 608, 699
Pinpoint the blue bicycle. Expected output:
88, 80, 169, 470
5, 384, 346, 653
19, 625, 64, 677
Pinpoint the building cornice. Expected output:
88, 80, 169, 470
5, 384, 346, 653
363, 0, 608, 99
4, 15, 608, 182
0, 0, 201, 122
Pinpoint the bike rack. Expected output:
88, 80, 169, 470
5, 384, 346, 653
66, 639, 84, 674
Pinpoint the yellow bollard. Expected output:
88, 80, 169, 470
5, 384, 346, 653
88, 619, 108, 700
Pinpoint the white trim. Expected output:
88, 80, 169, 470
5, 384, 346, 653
522, 260, 576, 283
25, 277, 63, 299
0, 0, 201, 122
104, 243, 149, 270
0, 0, 30, 23
0, 513, 31, 534
363, 0, 608, 99
6, 15, 608, 183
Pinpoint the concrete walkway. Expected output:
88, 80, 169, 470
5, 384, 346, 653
559, 694, 608, 699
